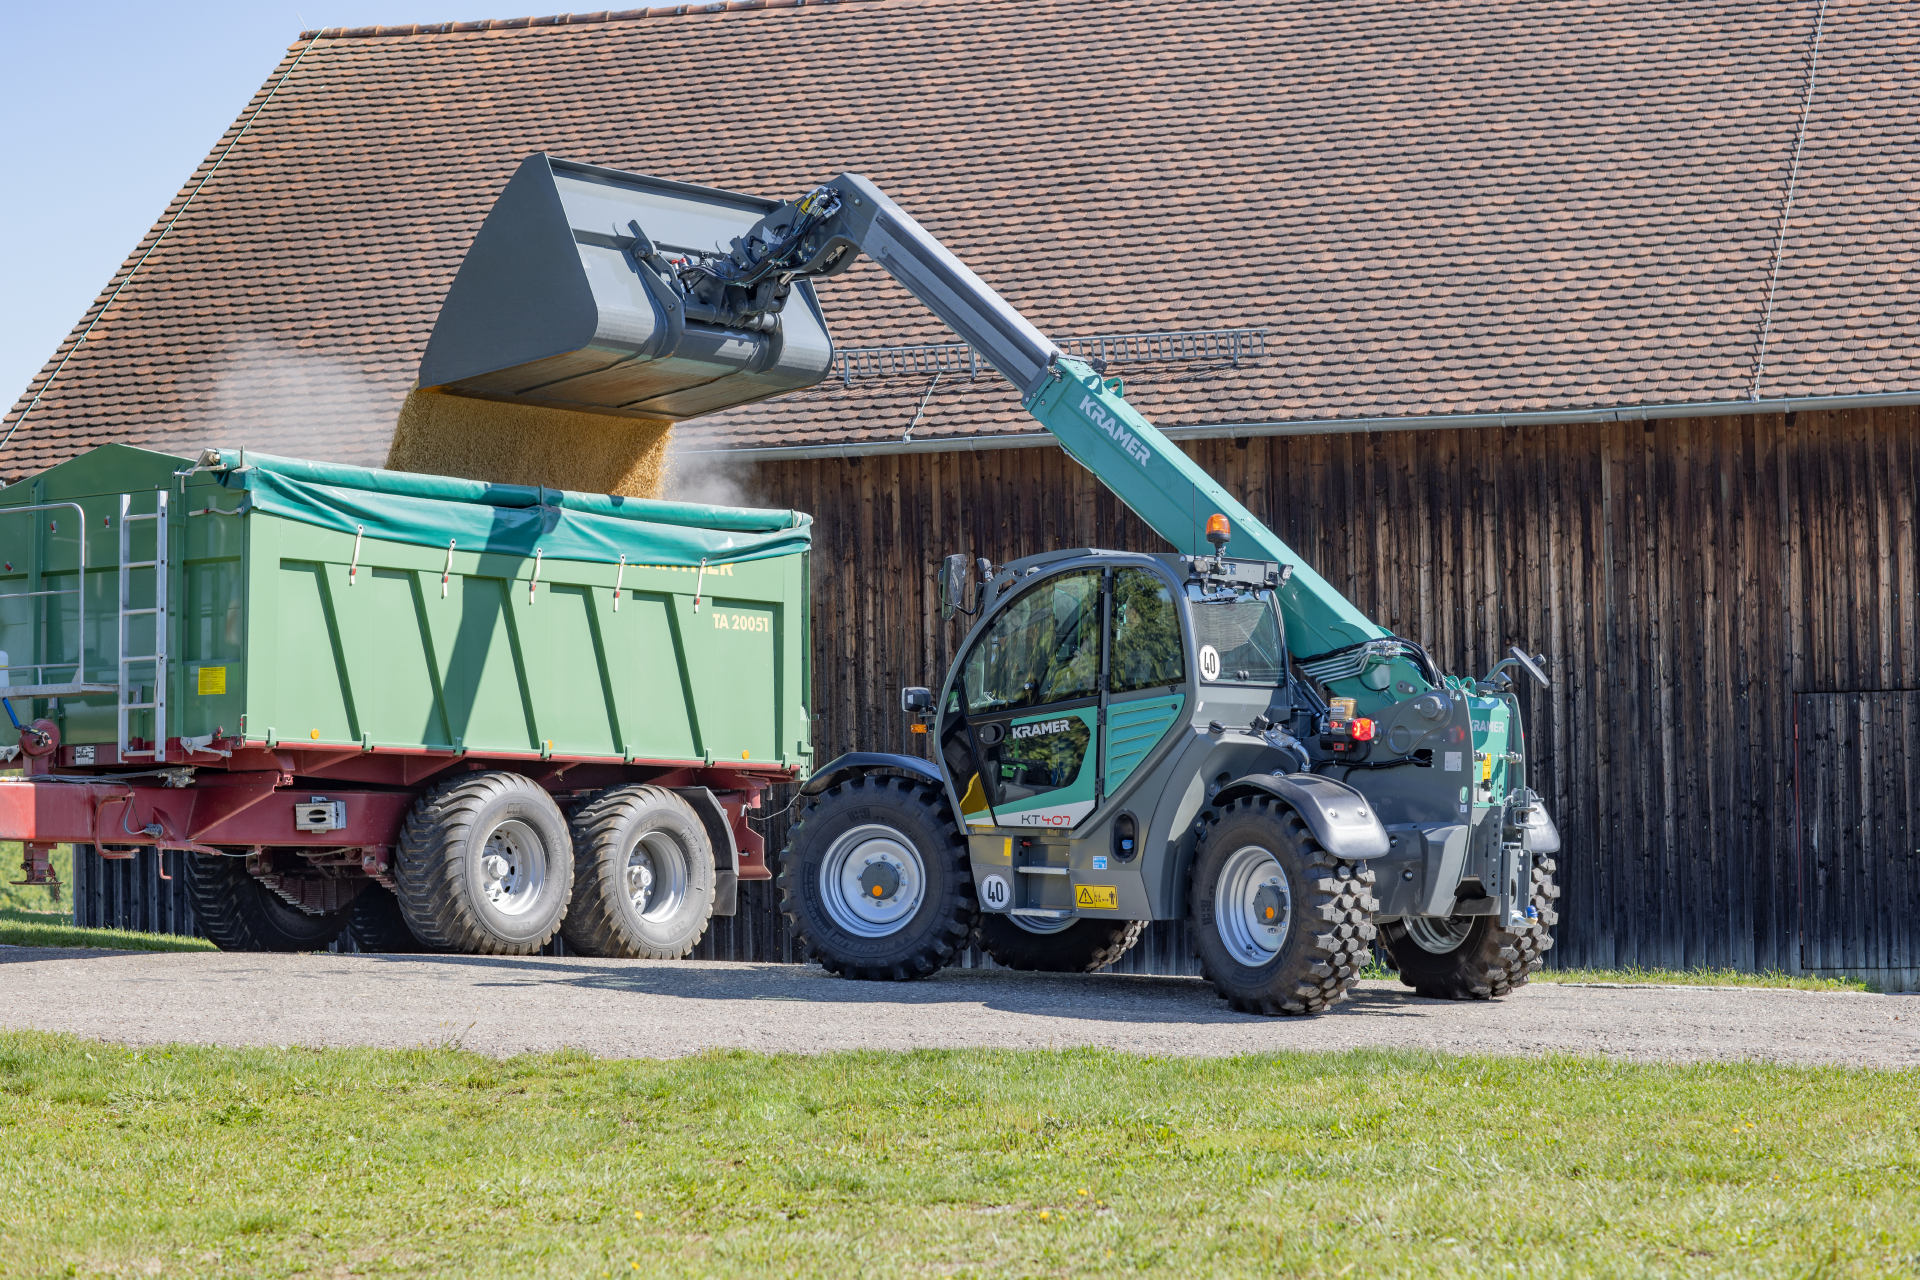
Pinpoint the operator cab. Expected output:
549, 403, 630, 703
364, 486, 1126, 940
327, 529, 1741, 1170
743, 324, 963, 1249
932, 547, 1294, 838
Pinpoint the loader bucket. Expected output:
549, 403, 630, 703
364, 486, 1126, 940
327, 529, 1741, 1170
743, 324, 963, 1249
417, 155, 835, 420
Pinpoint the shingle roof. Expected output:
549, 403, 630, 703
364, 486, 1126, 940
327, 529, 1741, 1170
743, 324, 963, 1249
6, 0, 1917, 477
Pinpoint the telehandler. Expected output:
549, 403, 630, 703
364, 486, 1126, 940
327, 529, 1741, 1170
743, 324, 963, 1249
414, 157, 1562, 1013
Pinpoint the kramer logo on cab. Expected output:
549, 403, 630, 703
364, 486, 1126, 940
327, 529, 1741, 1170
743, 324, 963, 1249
1009, 718, 1073, 740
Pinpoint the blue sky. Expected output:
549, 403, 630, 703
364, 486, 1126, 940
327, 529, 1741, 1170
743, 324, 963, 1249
2, 2, 439, 412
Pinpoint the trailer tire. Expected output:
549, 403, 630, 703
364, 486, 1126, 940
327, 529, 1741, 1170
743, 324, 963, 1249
561, 785, 715, 959
1188, 797, 1377, 1016
393, 771, 573, 955
976, 913, 1147, 972
779, 774, 974, 981
1380, 851, 1561, 999
344, 884, 424, 953
184, 852, 350, 953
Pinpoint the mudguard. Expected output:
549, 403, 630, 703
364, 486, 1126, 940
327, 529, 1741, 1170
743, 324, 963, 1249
668, 786, 740, 917
799, 751, 945, 798
1212, 772, 1392, 861
1515, 792, 1562, 854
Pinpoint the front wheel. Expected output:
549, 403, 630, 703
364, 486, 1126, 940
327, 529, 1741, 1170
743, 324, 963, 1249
1188, 797, 1377, 1015
778, 774, 975, 981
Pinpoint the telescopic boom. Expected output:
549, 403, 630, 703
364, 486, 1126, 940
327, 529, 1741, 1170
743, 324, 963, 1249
688, 174, 1436, 705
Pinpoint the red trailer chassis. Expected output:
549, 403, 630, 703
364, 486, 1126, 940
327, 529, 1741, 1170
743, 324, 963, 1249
2, 733, 790, 910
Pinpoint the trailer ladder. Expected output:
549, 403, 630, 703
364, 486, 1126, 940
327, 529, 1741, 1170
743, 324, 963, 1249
116, 491, 169, 760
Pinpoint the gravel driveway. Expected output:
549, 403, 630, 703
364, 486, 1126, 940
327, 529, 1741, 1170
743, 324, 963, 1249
2, 948, 1914, 1067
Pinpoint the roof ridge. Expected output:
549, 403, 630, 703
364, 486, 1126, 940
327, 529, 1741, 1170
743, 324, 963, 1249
298, 0, 874, 41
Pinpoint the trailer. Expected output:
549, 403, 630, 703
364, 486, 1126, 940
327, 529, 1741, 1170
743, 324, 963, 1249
0, 443, 813, 955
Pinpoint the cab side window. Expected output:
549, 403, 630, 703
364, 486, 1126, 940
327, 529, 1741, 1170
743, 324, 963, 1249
961, 570, 1102, 714
1108, 567, 1184, 692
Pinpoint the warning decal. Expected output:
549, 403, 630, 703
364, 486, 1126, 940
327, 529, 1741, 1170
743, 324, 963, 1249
1074, 884, 1118, 911
197, 666, 227, 696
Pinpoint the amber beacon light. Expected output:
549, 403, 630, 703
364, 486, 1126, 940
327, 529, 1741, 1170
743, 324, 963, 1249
1205, 513, 1231, 549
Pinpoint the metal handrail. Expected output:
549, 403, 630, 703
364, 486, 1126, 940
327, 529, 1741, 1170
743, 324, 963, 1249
0, 501, 115, 697
832, 327, 1268, 386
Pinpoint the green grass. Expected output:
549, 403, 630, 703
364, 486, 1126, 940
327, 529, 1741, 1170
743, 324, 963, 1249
0, 841, 74, 915
1354, 955, 1872, 992
0, 1034, 1914, 1277
1529, 965, 1871, 992
0, 907, 215, 953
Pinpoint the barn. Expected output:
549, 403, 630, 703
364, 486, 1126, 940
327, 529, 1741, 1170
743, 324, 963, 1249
7, 0, 1918, 985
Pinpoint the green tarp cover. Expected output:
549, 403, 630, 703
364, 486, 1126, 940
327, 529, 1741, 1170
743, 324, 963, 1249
212, 450, 810, 568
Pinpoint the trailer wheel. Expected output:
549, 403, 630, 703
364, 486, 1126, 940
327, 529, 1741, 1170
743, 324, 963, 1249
393, 771, 573, 955
778, 774, 975, 981
184, 852, 350, 952
561, 785, 715, 959
344, 884, 424, 953
976, 913, 1147, 972
1188, 797, 1378, 1016
1383, 849, 1561, 999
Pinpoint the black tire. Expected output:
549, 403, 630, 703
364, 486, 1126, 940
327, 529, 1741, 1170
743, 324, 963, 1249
393, 771, 573, 955
1381, 850, 1561, 999
778, 774, 974, 981
344, 884, 424, 953
976, 913, 1147, 972
184, 852, 350, 953
561, 785, 715, 959
1188, 797, 1378, 1015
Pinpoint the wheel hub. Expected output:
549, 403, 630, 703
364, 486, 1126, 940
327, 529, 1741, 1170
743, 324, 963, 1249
477, 819, 546, 918
820, 825, 926, 938
859, 860, 903, 902
626, 831, 688, 923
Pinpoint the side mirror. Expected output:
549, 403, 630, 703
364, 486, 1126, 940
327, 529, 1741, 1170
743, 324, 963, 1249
939, 552, 973, 620
901, 687, 935, 712
1509, 646, 1550, 689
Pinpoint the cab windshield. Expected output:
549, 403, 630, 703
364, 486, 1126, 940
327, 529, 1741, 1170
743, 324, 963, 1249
1186, 585, 1287, 684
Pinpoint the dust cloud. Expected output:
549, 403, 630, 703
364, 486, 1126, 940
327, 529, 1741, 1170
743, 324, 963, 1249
663, 440, 764, 510
196, 335, 398, 468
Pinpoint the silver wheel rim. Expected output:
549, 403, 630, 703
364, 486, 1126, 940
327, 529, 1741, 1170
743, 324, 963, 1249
477, 819, 546, 917
1405, 915, 1474, 954
820, 823, 926, 938
1007, 912, 1075, 936
1215, 844, 1290, 966
628, 831, 688, 923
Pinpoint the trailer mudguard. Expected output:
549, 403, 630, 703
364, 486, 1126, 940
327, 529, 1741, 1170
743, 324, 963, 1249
1212, 773, 1391, 862
799, 752, 944, 798
669, 786, 741, 917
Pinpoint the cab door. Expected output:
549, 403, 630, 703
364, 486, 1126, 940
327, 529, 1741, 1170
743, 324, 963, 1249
1100, 566, 1188, 802
949, 569, 1103, 830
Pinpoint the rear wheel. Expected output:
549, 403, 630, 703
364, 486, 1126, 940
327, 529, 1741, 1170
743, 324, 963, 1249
1188, 797, 1377, 1015
1383, 850, 1560, 999
779, 774, 974, 980
184, 853, 350, 952
344, 884, 423, 953
976, 912, 1146, 972
562, 785, 715, 959
393, 772, 573, 955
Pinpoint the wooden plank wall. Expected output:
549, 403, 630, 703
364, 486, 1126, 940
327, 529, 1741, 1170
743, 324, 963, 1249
757, 405, 1920, 977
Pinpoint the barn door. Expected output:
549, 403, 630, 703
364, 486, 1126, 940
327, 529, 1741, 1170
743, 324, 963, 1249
1795, 693, 1920, 972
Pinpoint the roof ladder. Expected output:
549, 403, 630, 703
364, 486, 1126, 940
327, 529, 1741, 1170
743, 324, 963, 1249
116, 491, 169, 761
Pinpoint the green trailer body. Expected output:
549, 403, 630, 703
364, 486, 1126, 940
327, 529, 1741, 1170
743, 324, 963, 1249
0, 443, 811, 771
0, 444, 814, 946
